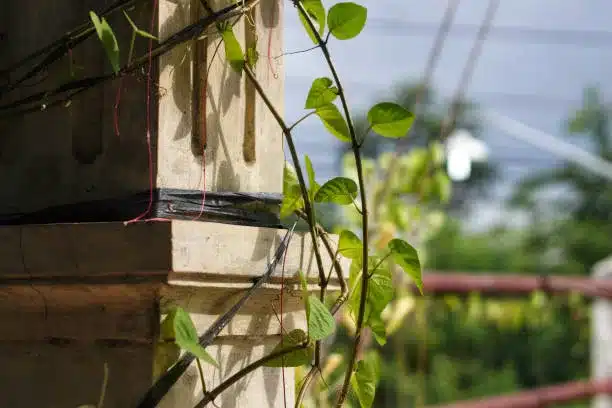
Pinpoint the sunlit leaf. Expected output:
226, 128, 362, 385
350, 351, 381, 408
367, 102, 414, 138
316, 103, 351, 142
307, 295, 336, 340
172, 307, 218, 367
388, 238, 422, 293
281, 163, 305, 218
221, 26, 245, 73
89, 11, 120, 73
264, 329, 312, 367
338, 230, 363, 259
123, 10, 158, 40
349, 257, 394, 323
315, 177, 357, 204
298, 0, 326, 44
305, 154, 320, 200
305, 77, 338, 109
327, 2, 367, 40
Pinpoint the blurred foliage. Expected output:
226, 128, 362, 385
310, 85, 604, 408
510, 86, 612, 275
425, 218, 561, 274
340, 81, 498, 214
375, 293, 590, 407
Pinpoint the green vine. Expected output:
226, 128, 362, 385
77, 0, 440, 406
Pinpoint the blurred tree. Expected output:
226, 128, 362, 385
342, 81, 498, 214
510, 86, 612, 274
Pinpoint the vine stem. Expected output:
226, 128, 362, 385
243, 64, 327, 285
194, 341, 309, 408
292, 2, 369, 407
242, 62, 334, 408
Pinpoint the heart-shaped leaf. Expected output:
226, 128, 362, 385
350, 351, 381, 408
338, 230, 363, 259
315, 177, 357, 205
349, 256, 394, 323
388, 238, 422, 293
307, 295, 335, 340
367, 102, 414, 138
316, 103, 350, 142
281, 163, 305, 218
264, 329, 313, 367
306, 77, 338, 109
367, 314, 387, 346
298, 0, 326, 44
327, 2, 367, 40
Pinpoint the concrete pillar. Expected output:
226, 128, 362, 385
0, 0, 348, 406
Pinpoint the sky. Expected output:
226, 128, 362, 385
281, 0, 612, 229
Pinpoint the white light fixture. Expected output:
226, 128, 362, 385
445, 129, 489, 182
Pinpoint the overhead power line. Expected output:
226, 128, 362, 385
367, 18, 612, 47
485, 109, 612, 182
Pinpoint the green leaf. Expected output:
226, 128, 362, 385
367, 102, 414, 138
123, 10, 158, 40
172, 307, 219, 367
307, 295, 335, 340
305, 77, 338, 109
367, 314, 387, 346
314, 177, 357, 205
327, 2, 367, 40
388, 239, 422, 294
153, 341, 181, 380
350, 351, 381, 408
304, 155, 320, 200
349, 257, 394, 323
160, 308, 178, 342
221, 26, 245, 73
246, 44, 259, 69
281, 163, 305, 218
434, 169, 452, 203
264, 329, 312, 367
316, 103, 350, 142
298, 270, 310, 321
338, 230, 363, 259
89, 11, 120, 74
298, 0, 326, 44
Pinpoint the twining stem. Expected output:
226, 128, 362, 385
293, 208, 348, 408
242, 64, 327, 284
293, 3, 369, 407
295, 367, 318, 408
242, 64, 334, 408
0, 2, 249, 115
289, 110, 317, 131
296, 209, 348, 302
194, 341, 309, 408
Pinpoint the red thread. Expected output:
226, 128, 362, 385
125, 0, 161, 225
114, 77, 124, 138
